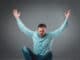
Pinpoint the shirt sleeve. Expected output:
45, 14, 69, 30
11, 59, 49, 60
49, 17, 68, 38
16, 18, 34, 37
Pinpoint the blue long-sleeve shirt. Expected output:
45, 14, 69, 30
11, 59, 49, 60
16, 17, 68, 55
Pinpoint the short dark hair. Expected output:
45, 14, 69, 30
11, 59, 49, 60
38, 23, 47, 28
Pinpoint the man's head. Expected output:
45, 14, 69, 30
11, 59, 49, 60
37, 23, 47, 37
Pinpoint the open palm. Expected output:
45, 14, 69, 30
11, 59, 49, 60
13, 9, 21, 19
65, 9, 71, 19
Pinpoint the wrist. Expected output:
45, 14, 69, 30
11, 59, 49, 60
15, 17, 19, 20
66, 16, 68, 19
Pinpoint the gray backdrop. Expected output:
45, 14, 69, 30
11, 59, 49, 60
0, 0, 80, 60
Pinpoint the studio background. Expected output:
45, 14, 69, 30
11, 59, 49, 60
0, 0, 80, 60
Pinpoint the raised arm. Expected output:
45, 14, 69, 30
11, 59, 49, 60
13, 9, 34, 37
49, 9, 71, 37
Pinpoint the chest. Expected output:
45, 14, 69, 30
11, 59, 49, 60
32, 33, 52, 45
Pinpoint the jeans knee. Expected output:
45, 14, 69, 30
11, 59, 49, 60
21, 46, 29, 53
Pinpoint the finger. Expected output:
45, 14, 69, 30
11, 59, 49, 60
13, 9, 17, 12
64, 11, 67, 15
13, 9, 18, 13
68, 9, 71, 13
13, 9, 17, 14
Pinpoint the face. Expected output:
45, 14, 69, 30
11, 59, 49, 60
37, 27, 47, 37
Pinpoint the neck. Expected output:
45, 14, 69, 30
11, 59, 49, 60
40, 33, 46, 38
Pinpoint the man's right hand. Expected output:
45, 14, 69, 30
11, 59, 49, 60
13, 9, 21, 19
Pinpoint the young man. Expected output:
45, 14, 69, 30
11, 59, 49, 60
13, 9, 71, 60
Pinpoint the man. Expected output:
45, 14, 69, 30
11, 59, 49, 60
13, 9, 71, 60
